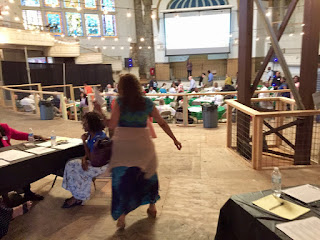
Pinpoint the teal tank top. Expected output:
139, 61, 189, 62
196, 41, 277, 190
117, 97, 154, 128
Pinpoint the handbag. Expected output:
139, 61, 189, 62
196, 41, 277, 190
90, 137, 112, 167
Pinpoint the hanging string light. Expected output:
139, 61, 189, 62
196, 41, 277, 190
112, 46, 115, 49
120, 46, 124, 50
139, 46, 142, 49
127, 37, 132, 42
148, 46, 151, 49
103, 46, 107, 49
88, 36, 91, 40
126, 10, 131, 18
9, 0, 15, 3
140, 37, 144, 42
114, 38, 118, 41
101, 37, 105, 41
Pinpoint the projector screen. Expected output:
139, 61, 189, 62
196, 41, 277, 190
164, 8, 231, 56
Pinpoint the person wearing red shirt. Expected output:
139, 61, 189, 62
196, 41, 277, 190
0, 123, 47, 203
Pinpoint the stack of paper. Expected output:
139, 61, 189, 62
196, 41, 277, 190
0, 150, 34, 162
252, 194, 310, 220
282, 184, 320, 204
0, 160, 9, 167
25, 147, 56, 155
36, 138, 82, 148
277, 217, 320, 240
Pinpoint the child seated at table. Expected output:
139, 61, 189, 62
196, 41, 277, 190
61, 111, 109, 208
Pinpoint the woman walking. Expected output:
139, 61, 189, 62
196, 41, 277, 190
108, 74, 182, 229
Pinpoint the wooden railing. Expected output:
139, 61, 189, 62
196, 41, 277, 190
226, 98, 320, 170
0, 85, 68, 120
87, 89, 292, 126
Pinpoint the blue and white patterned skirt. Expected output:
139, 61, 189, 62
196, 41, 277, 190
62, 159, 108, 201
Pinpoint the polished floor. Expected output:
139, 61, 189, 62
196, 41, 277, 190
1, 107, 320, 240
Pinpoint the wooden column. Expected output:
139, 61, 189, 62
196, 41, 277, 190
182, 94, 188, 126
10, 91, 17, 112
252, 116, 263, 170
236, 0, 253, 158
294, 0, 320, 165
226, 104, 233, 148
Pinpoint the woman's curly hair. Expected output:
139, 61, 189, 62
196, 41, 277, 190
82, 112, 105, 133
118, 73, 145, 112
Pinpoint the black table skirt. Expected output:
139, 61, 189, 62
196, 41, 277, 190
0, 143, 85, 195
215, 189, 320, 240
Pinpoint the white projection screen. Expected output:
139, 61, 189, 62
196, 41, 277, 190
164, 8, 231, 55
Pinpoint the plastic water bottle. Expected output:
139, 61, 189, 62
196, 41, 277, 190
28, 128, 34, 143
51, 130, 56, 147
272, 167, 282, 197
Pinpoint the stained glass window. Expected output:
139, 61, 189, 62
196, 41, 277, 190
44, 0, 60, 7
64, 0, 80, 8
85, 14, 100, 36
85, 0, 97, 9
46, 12, 63, 34
101, 0, 115, 12
22, 10, 43, 30
102, 15, 116, 36
65, 12, 83, 36
21, 0, 40, 7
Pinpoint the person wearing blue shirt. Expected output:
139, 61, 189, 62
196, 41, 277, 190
208, 70, 214, 86
159, 83, 167, 93
188, 76, 196, 92
62, 111, 109, 208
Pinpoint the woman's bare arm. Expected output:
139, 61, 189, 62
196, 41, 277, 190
150, 107, 182, 150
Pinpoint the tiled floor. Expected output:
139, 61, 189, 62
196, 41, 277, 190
1, 107, 320, 240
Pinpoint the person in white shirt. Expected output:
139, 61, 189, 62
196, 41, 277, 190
156, 99, 176, 116
212, 82, 222, 92
258, 82, 273, 109
188, 76, 196, 92
264, 67, 273, 83
148, 87, 156, 94
20, 95, 36, 112
168, 83, 177, 94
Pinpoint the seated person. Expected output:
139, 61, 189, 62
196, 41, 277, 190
148, 87, 157, 94
156, 99, 176, 116
169, 83, 177, 93
224, 74, 233, 86
175, 102, 194, 124
159, 83, 167, 93
212, 82, 222, 92
79, 92, 88, 108
0, 200, 32, 238
0, 124, 46, 203
258, 82, 274, 109
62, 111, 109, 208
20, 95, 35, 112
278, 77, 290, 98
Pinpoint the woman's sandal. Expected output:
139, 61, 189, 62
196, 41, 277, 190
147, 208, 157, 218
61, 198, 82, 208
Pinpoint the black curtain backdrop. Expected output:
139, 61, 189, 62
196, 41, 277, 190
2, 61, 113, 100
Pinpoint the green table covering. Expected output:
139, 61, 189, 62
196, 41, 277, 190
188, 105, 226, 121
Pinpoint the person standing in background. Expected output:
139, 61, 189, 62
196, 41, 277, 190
186, 59, 192, 78
208, 70, 214, 86
265, 67, 273, 83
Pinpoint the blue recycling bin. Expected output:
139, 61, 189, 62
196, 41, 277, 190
39, 100, 54, 120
